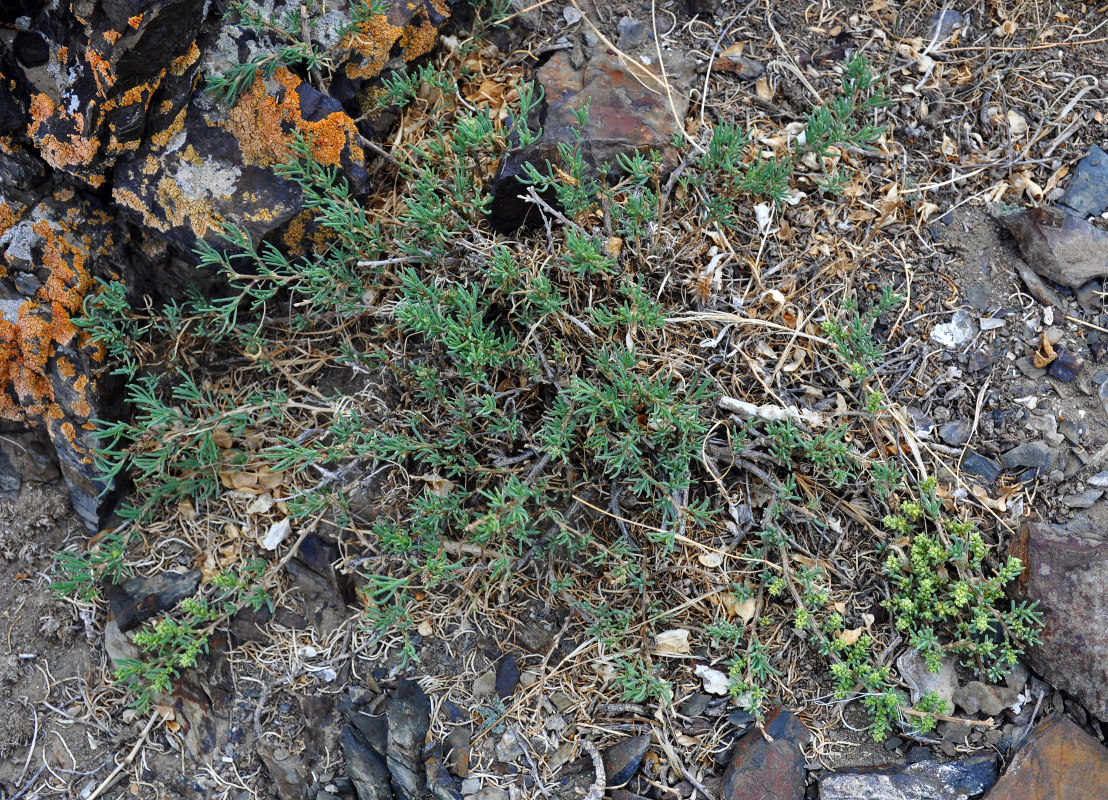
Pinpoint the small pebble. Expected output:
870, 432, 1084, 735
1096, 370, 1108, 384
1062, 490, 1103, 509
1048, 348, 1084, 382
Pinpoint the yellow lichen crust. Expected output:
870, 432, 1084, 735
0, 207, 105, 426
226, 68, 362, 170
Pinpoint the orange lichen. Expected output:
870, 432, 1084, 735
282, 210, 312, 255
342, 13, 406, 80
227, 68, 361, 170
28, 93, 100, 174
0, 202, 22, 237
56, 356, 76, 379
400, 18, 437, 61
103, 29, 122, 45
85, 48, 115, 98
226, 76, 291, 166
150, 106, 187, 150
128, 13, 144, 28
57, 46, 69, 63
169, 41, 201, 76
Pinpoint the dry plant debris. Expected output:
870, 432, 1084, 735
24, 0, 1108, 796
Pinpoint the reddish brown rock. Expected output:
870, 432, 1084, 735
982, 715, 1108, 799
1011, 515, 1108, 721
488, 46, 695, 231
719, 707, 810, 800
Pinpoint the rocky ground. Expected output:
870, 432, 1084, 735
2, 0, 1108, 799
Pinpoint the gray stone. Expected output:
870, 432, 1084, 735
994, 206, 1108, 289
1088, 470, 1108, 488
475, 789, 506, 800
496, 731, 524, 763
961, 450, 1002, 483
1058, 418, 1084, 445
938, 419, 972, 446
1015, 356, 1047, 379
616, 16, 647, 49
1001, 441, 1053, 470
1060, 145, 1108, 218
460, 778, 481, 796
1062, 490, 1103, 509
897, 648, 958, 707
820, 756, 997, 800
473, 671, 496, 697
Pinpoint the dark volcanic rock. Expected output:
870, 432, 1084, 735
488, 47, 694, 232
386, 679, 432, 800
1060, 145, 1108, 219
342, 726, 394, 800
106, 568, 203, 632
961, 450, 1002, 483
820, 756, 997, 800
1010, 515, 1108, 721
720, 707, 810, 800
981, 715, 1108, 799
496, 653, 520, 700
602, 734, 651, 786
0, 190, 128, 528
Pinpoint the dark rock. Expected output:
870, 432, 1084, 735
993, 206, 1108, 289
340, 695, 389, 753
720, 707, 810, 800
1001, 442, 1053, 470
1010, 515, 1108, 721
981, 715, 1108, 798
961, 450, 1002, 483
938, 419, 973, 446
341, 726, 393, 800
1058, 418, 1084, 445
1060, 145, 1108, 219
602, 734, 651, 786
906, 746, 931, 764
386, 679, 432, 800
426, 742, 463, 800
1048, 348, 1084, 382
820, 756, 997, 800
259, 742, 312, 800
680, 693, 710, 717
496, 653, 520, 700
229, 603, 274, 645
727, 709, 755, 728
0, 191, 127, 529
616, 17, 647, 49
0, 447, 21, 502
106, 568, 203, 632
487, 47, 694, 232
444, 725, 472, 778
685, 0, 721, 15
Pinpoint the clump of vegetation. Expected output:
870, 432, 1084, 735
59, 2, 1041, 748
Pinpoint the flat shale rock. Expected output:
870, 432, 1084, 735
719, 707, 810, 800
1010, 514, 1108, 721
820, 756, 997, 800
982, 715, 1108, 799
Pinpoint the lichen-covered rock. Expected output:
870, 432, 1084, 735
0, 189, 126, 528
22, 0, 208, 186
113, 62, 366, 255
